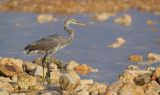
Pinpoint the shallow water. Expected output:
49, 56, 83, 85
0, 9, 160, 85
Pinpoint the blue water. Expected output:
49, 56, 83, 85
0, 9, 160, 85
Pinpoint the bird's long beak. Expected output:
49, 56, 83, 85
75, 22, 88, 27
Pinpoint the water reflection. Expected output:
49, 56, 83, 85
0, 9, 160, 85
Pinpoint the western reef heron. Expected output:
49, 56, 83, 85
24, 18, 88, 84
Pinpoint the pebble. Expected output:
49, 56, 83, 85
66, 60, 79, 70
114, 14, 132, 26
37, 14, 58, 23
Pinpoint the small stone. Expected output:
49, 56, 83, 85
0, 58, 23, 77
66, 60, 79, 70
128, 65, 139, 70
74, 64, 92, 75
91, 13, 115, 21
116, 37, 126, 45
37, 14, 58, 23
128, 55, 143, 62
151, 28, 157, 32
158, 40, 160, 45
114, 14, 132, 26
0, 76, 12, 82
108, 43, 120, 48
146, 20, 157, 25
91, 69, 99, 72
59, 73, 80, 90
0, 82, 14, 94
29, 85, 46, 90
0, 88, 9, 95
17, 73, 37, 90
147, 53, 160, 63
14, 24, 20, 27
79, 79, 94, 85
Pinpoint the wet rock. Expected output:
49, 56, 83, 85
11, 74, 17, 82
135, 73, 151, 86
128, 65, 139, 70
59, 73, 80, 90
0, 76, 12, 82
17, 73, 37, 90
88, 82, 107, 94
0, 58, 23, 77
79, 79, 93, 85
29, 85, 46, 90
146, 20, 157, 25
114, 14, 132, 26
147, 53, 160, 63
116, 37, 126, 45
50, 69, 62, 83
37, 14, 58, 23
23, 61, 37, 72
108, 43, 120, 48
151, 28, 157, 32
0, 82, 14, 94
128, 55, 143, 62
118, 83, 144, 95
119, 70, 152, 84
66, 60, 79, 70
74, 64, 92, 75
91, 13, 115, 21
0, 88, 9, 95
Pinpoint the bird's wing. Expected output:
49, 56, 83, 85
25, 36, 60, 51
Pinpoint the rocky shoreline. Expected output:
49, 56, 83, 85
0, 53, 160, 95
0, 0, 160, 15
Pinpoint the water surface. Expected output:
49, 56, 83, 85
0, 10, 160, 85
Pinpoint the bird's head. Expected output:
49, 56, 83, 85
65, 18, 88, 27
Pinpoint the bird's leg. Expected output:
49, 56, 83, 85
42, 54, 48, 84
47, 55, 52, 84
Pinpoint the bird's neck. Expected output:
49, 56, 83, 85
64, 23, 74, 45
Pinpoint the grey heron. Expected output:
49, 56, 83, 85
24, 18, 88, 84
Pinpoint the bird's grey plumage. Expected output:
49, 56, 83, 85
24, 18, 76, 55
